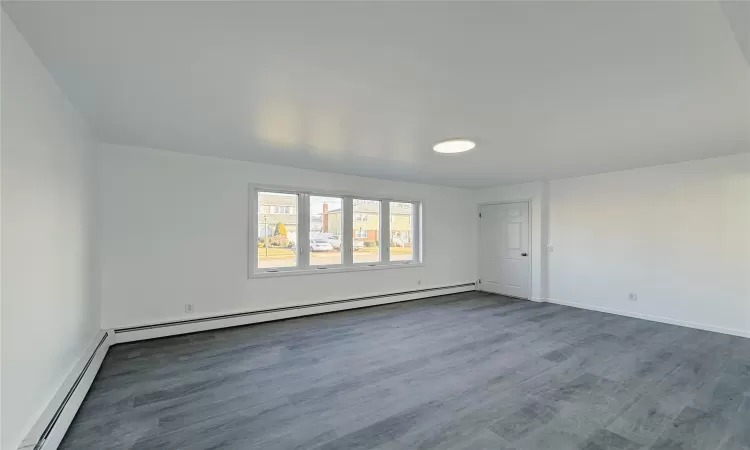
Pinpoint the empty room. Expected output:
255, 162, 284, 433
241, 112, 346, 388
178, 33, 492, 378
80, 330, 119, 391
2, 1, 749, 449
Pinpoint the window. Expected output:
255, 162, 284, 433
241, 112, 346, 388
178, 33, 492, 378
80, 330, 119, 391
309, 195, 342, 267
353, 199, 380, 264
257, 191, 298, 270
252, 188, 420, 275
390, 202, 414, 262
270, 205, 294, 214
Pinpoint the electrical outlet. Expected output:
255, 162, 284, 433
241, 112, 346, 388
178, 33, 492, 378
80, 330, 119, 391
185, 303, 194, 313
628, 293, 637, 302
548, 245, 554, 252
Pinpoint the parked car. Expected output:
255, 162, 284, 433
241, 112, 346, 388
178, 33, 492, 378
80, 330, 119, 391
310, 239, 333, 252
391, 237, 407, 247
328, 236, 342, 250
326, 237, 364, 251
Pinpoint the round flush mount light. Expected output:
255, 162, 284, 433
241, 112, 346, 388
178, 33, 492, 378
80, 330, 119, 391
433, 139, 476, 154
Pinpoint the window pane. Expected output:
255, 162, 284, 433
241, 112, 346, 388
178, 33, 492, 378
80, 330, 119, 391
353, 199, 380, 264
390, 202, 414, 261
257, 192, 298, 269
310, 196, 342, 266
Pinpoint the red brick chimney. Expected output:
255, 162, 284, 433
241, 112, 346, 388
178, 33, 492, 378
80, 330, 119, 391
322, 203, 329, 232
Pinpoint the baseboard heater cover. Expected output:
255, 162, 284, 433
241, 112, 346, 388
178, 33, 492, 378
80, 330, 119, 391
29, 332, 109, 450
115, 283, 476, 335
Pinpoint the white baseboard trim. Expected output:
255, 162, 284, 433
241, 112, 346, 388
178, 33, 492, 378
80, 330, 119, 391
114, 283, 477, 343
546, 298, 750, 339
530, 297, 546, 303
18, 330, 113, 450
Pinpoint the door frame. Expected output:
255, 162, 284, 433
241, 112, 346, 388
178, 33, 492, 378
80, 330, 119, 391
477, 199, 533, 300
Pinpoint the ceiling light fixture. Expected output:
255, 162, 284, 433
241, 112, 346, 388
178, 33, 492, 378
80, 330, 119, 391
433, 139, 476, 154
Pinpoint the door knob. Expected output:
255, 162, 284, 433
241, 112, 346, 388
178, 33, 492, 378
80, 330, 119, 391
521, 253, 528, 256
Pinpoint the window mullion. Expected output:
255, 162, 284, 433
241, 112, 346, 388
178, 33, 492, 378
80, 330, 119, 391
381, 200, 390, 264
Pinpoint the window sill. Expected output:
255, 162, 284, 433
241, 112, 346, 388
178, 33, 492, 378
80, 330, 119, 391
250, 262, 423, 279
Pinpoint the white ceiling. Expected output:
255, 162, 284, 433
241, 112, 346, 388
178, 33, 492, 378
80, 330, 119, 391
4, 1, 749, 188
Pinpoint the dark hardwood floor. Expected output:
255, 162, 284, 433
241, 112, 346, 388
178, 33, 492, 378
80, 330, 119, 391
60, 292, 750, 450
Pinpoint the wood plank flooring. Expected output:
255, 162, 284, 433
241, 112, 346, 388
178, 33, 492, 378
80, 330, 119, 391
60, 292, 750, 450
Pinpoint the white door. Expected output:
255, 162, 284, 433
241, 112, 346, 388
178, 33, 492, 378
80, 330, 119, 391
479, 202, 530, 298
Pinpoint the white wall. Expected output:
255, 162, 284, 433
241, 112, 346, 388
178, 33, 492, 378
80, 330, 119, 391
1, 12, 100, 450
475, 182, 548, 301
97, 144, 477, 329
547, 154, 750, 337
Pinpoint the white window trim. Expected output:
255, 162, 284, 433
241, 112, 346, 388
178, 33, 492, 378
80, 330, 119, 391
248, 185, 423, 278
252, 188, 304, 274
352, 198, 383, 268
308, 194, 344, 269
388, 201, 420, 265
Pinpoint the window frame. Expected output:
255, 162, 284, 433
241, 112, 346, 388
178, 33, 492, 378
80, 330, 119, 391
249, 185, 422, 278
253, 189, 303, 274
388, 201, 418, 264
352, 198, 383, 268
308, 194, 345, 270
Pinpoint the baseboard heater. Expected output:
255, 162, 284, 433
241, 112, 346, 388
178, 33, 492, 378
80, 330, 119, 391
31, 332, 109, 450
115, 283, 476, 335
